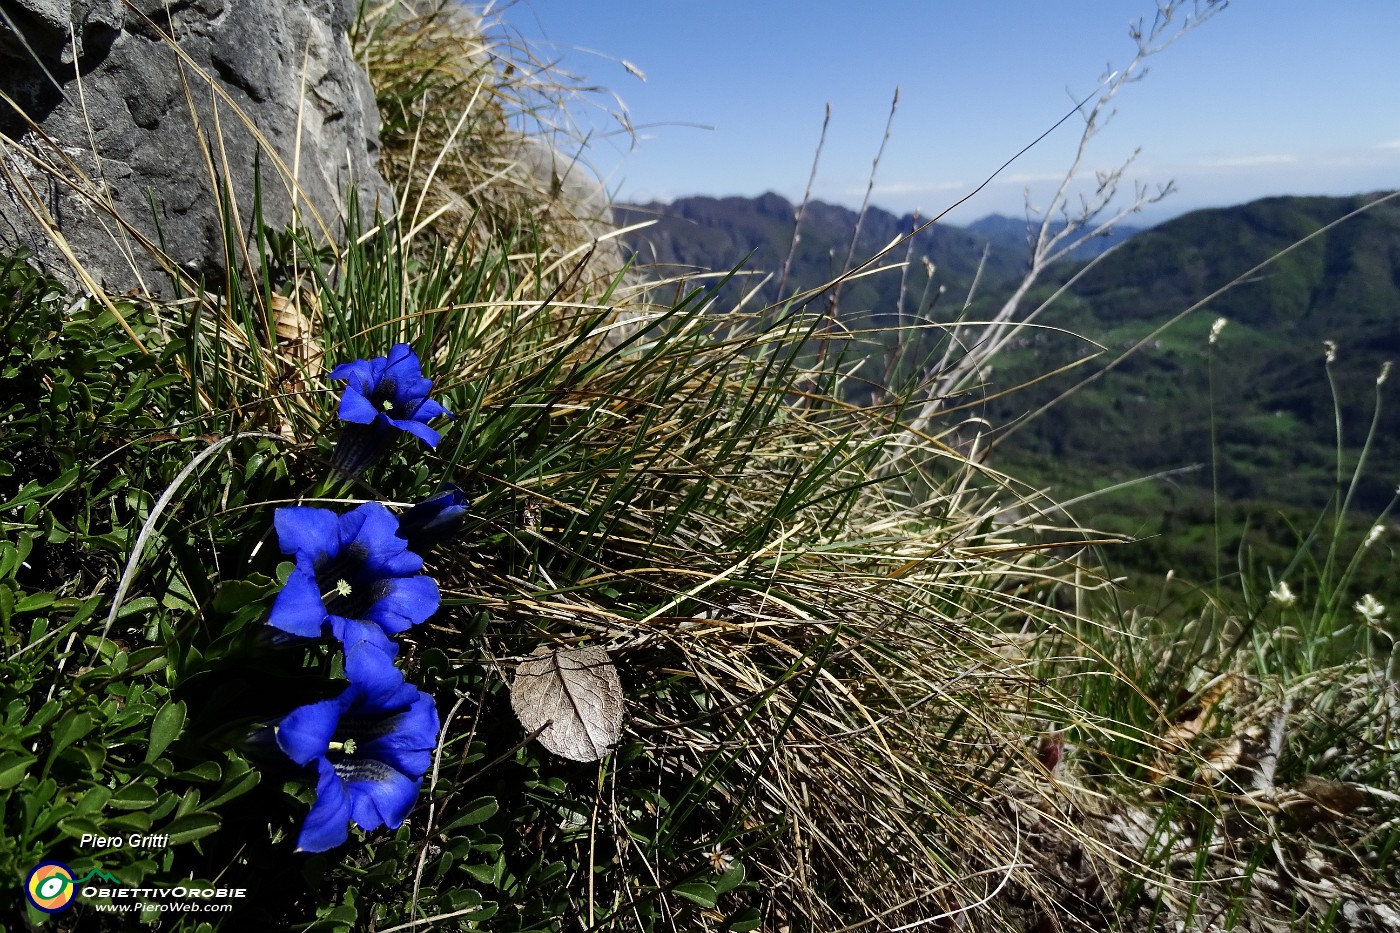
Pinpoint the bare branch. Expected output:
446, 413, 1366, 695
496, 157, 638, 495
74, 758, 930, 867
889, 0, 1229, 454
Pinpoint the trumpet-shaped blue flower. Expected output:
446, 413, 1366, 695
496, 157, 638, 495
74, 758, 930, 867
269, 502, 439, 657
395, 484, 470, 552
277, 646, 441, 852
328, 343, 451, 474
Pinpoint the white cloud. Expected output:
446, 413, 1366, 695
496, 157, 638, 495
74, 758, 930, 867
1194, 154, 1297, 170
866, 180, 969, 197
1001, 171, 1073, 185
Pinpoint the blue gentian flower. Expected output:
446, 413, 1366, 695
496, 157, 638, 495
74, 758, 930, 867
276, 646, 441, 852
328, 343, 452, 475
395, 484, 471, 552
269, 502, 439, 657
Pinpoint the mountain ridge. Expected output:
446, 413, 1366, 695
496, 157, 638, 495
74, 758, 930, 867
613, 192, 1141, 318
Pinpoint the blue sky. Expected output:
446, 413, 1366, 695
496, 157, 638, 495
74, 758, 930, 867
506, 1, 1399, 225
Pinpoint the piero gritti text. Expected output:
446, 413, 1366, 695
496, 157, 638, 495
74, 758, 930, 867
79, 833, 171, 849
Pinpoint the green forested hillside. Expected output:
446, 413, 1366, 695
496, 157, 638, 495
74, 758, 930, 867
620, 191, 1400, 606
977, 193, 1400, 600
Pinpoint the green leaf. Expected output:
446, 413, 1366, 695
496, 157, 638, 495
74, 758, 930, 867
724, 907, 763, 932
440, 888, 483, 911
147, 791, 179, 822
48, 710, 94, 763
211, 576, 276, 614
164, 812, 221, 845
172, 761, 222, 783
314, 905, 358, 931
66, 594, 104, 627
116, 596, 159, 619
714, 862, 745, 895
0, 542, 19, 579
174, 788, 202, 818
124, 647, 168, 676
673, 881, 718, 909
15, 592, 55, 613
145, 700, 186, 763
109, 782, 160, 810
443, 797, 498, 832
104, 811, 154, 834
463, 861, 501, 885
202, 766, 259, 810
58, 815, 104, 841
19, 465, 79, 502
0, 753, 36, 789
75, 784, 112, 814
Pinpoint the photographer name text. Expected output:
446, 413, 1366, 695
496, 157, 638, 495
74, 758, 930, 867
78, 833, 171, 849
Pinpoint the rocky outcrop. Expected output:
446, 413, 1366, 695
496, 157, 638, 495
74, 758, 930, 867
0, 0, 393, 293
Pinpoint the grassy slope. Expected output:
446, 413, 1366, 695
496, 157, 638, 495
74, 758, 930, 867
976, 194, 1400, 613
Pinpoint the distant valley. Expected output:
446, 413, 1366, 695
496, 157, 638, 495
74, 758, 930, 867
616, 191, 1400, 605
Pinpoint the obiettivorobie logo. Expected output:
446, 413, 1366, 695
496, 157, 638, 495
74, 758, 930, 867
25, 862, 122, 913
23, 861, 249, 915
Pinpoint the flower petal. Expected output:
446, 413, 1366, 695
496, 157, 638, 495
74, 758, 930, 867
406, 396, 452, 422
337, 387, 381, 426
362, 540, 424, 579
275, 506, 340, 558
365, 689, 440, 777
330, 617, 399, 658
382, 344, 428, 391
335, 502, 382, 550
384, 342, 419, 371
345, 502, 407, 555
343, 643, 407, 699
342, 760, 423, 831
268, 568, 329, 638
277, 695, 346, 766
365, 576, 439, 635
328, 358, 377, 388
296, 758, 353, 852
389, 418, 443, 448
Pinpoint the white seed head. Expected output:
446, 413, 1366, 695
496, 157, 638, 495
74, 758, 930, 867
1209, 317, 1227, 345
1355, 593, 1386, 623
1268, 581, 1296, 606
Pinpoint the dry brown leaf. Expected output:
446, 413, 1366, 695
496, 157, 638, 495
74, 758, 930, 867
1150, 675, 1239, 783
1197, 736, 1242, 784
1295, 777, 1369, 817
272, 290, 324, 369
511, 645, 624, 762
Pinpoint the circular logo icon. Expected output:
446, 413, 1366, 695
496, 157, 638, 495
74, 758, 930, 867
25, 861, 77, 913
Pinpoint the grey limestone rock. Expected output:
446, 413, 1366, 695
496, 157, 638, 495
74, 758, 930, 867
0, 0, 393, 293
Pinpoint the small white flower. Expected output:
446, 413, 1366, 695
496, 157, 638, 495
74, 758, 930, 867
1324, 340, 1337, 364
1380, 361, 1393, 386
703, 843, 734, 872
1355, 593, 1386, 623
1269, 581, 1296, 606
1364, 524, 1385, 549
1209, 317, 1228, 345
